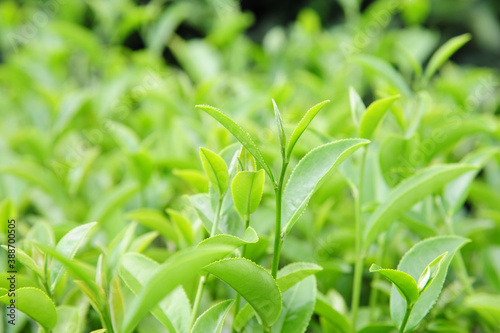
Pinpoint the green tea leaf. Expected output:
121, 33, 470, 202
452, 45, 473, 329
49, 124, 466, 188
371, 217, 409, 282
379, 135, 419, 187
200, 147, 229, 195
0, 162, 67, 204
369, 264, 419, 306
51, 222, 97, 290
359, 95, 400, 140
234, 262, 322, 330
349, 87, 365, 127
203, 258, 282, 326
166, 209, 194, 246
196, 105, 275, 183
197, 227, 259, 248
191, 299, 234, 333
423, 33, 471, 82
87, 181, 140, 224
0, 198, 13, 236
120, 253, 190, 333
277, 262, 323, 292
1, 245, 43, 278
121, 244, 234, 333
363, 164, 477, 247
126, 208, 181, 245
35, 243, 100, 298
282, 139, 370, 235
53, 306, 81, 333
353, 55, 412, 97
443, 148, 498, 216
109, 276, 125, 332
464, 293, 500, 328
390, 236, 470, 330
271, 276, 316, 333
129, 231, 159, 253
272, 99, 287, 159
416, 252, 447, 294
314, 293, 351, 333
231, 170, 265, 216
173, 169, 209, 193
0, 287, 57, 330
286, 100, 330, 159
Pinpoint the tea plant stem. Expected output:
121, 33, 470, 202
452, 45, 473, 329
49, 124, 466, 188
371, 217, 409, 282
399, 305, 412, 333
272, 159, 288, 279
351, 147, 367, 331
190, 196, 224, 330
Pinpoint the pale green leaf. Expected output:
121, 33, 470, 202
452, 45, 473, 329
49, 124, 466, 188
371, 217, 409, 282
121, 244, 234, 333
417, 252, 447, 294
443, 148, 498, 216
277, 262, 323, 292
349, 87, 365, 127
369, 264, 419, 306
191, 300, 234, 333
35, 243, 100, 300
120, 253, 190, 333
126, 208, 181, 245
282, 139, 370, 235
53, 306, 81, 333
167, 209, 195, 246
172, 169, 209, 193
464, 293, 500, 329
0, 198, 13, 236
234, 262, 321, 330
197, 227, 259, 248
423, 33, 471, 82
51, 222, 97, 290
1, 245, 43, 278
196, 105, 274, 183
359, 95, 400, 140
203, 258, 282, 326
129, 231, 159, 253
353, 55, 412, 97
314, 293, 351, 333
231, 170, 265, 216
390, 236, 470, 330
200, 147, 229, 195
110, 276, 125, 332
286, 100, 330, 158
363, 164, 477, 247
0, 287, 57, 330
272, 99, 287, 159
271, 276, 316, 333
86, 182, 140, 224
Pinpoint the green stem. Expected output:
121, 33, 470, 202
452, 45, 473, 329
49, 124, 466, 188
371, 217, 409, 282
190, 196, 224, 330
271, 160, 288, 279
399, 305, 412, 333
351, 147, 367, 331
234, 215, 250, 328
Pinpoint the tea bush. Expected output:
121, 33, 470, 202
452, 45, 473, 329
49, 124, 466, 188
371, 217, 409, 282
0, 0, 499, 332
